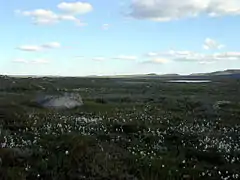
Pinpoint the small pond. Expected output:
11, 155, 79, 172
168, 80, 211, 83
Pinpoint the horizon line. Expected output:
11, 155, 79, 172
0, 69, 239, 78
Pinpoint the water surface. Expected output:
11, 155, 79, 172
168, 80, 211, 83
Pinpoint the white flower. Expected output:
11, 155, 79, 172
1, 142, 6, 148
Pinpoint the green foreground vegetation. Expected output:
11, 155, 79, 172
0, 76, 240, 179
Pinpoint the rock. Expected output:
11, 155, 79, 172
36, 92, 83, 109
213, 100, 231, 109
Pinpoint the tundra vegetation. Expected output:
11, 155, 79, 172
0, 75, 240, 180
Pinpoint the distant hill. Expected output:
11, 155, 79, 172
146, 73, 158, 76
208, 69, 240, 76
1, 69, 240, 79
143, 70, 240, 79
190, 69, 240, 78
142, 70, 240, 78
143, 69, 240, 79
158, 74, 180, 77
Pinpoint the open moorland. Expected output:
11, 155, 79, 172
0, 74, 240, 180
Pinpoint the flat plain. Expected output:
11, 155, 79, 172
0, 75, 240, 180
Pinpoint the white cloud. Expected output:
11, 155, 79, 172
12, 58, 50, 64
203, 38, 225, 50
74, 56, 85, 59
162, 50, 204, 61
146, 57, 170, 64
92, 57, 106, 61
113, 55, 138, 60
41, 42, 61, 49
199, 61, 216, 64
102, 24, 110, 30
58, 15, 78, 21
17, 8, 86, 25
57, 2, 93, 15
17, 45, 42, 52
17, 42, 61, 52
32, 59, 50, 64
152, 58, 169, 63
213, 52, 240, 60
158, 50, 240, 62
21, 9, 59, 25
146, 52, 159, 57
129, 0, 240, 21
12, 58, 29, 63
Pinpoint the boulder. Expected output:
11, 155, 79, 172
213, 100, 231, 109
36, 92, 83, 109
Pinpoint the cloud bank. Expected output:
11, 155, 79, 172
129, 0, 240, 21
17, 42, 61, 52
16, 1, 92, 25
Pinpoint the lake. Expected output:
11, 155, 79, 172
168, 80, 211, 83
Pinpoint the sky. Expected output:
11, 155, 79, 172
1, 0, 240, 76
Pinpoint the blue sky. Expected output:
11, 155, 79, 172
1, 0, 240, 76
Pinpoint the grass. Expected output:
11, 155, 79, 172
0, 76, 240, 179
